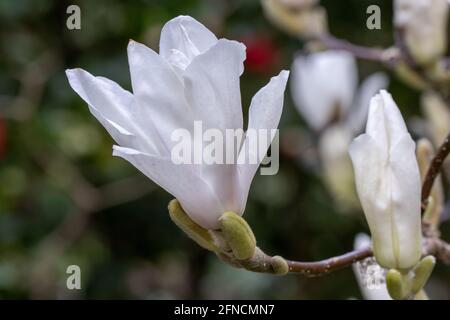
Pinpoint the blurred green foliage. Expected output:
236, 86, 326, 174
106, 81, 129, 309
0, 0, 449, 299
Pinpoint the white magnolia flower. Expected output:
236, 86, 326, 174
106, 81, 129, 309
66, 15, 289, 230
291, 50, 388, 210
349, 90, 422, 270
291, 50, 388, 132
394, 0, 449, 64
352, 233, 391, 300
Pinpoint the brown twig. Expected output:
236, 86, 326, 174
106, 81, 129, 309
421, 133, 450, 210
317, 33, 399, 68
286, 246, 373, 277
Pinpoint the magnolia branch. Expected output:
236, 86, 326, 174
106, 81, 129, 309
421, 132, 450, 210
317, 33, 399, 68
236, 237, 450, 277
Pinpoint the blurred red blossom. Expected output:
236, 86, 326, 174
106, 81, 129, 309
242, 35, 281, 74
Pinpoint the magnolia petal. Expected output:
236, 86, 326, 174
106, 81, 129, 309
113, 145, 224, 229
159, 15, 218, 63
350, 91, 421, 269
349, 134, 396, 268
66, 68, 157, 154
127, 40, 193, 154
389, 136, 422, 269
180, 39, 246, 214
237, 70, 289, 209
366, 91, 408, 151
291, 51, 357, 130
183, 38, 245, 130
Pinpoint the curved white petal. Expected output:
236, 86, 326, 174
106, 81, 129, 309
349, 90, 421, 269
291, 50, 358, 130
160, 15, 218, 65
346, 72, 389, 134
66, 68, 158, 154
237, 70, 289, 209
113, 145, 224, 229
180, 39, 246, 214
127, 40, 193, 154
183, 38, 245, 130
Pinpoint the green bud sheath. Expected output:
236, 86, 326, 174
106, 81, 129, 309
219, 211, 256, 260
168, 199, 218, 252
412, 255, 436, 294
270, 256, 289, 275
386, 269, 410, 300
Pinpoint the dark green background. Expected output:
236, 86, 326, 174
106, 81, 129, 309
0, 0, 448, 299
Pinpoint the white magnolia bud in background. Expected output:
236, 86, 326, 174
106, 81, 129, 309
291, 51, 388, 132
262, 0, 327, 37
349, 90, 422, 270
291, 50, 358, 131
353, 233, 391, 300
394, 0, 449, 65
422, 92, 450, 147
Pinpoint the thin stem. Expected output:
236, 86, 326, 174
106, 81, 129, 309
286, 247, 372, 277
421, 133, 450, 211
317, 33, 398, 68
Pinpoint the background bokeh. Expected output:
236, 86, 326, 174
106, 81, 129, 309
0, 0, 449, 299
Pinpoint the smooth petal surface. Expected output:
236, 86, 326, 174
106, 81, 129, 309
66, 68, 158, 154
66, 15, 290, 229
237, 70, 289, 210
113, 146, 224, 229
183, 38, 245, 130
182, 39, 246, 214
349, 90, 421, 269
160, 15, 218, 65
127, 40, 193, 154
291, 50, 357, 130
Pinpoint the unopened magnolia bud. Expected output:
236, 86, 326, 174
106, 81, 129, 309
262, 0, 328, 38
386, 269, 411, 300
411, 256, 436, 294
394, 0, 449, 65
394, 62, 427, 90
219, 211, 256, 260
168, 199, 218, 252
422, 93, 450, 147
271, 256, 289, 275
349, 91, 422, 270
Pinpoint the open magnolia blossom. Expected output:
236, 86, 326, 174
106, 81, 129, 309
291, 50, 388, 132
394, 0, 449, 65
349, 90, 422, 270
66, 15, 289, 230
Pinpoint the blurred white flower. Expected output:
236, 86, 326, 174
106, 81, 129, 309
349, 90, 422, 270
66, 15, 289, 230
291, 50, 388, 132
353, 233, 391, 300
262, 0, 327, 37
394, 0, 449, 64
291, 50, 387, 211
